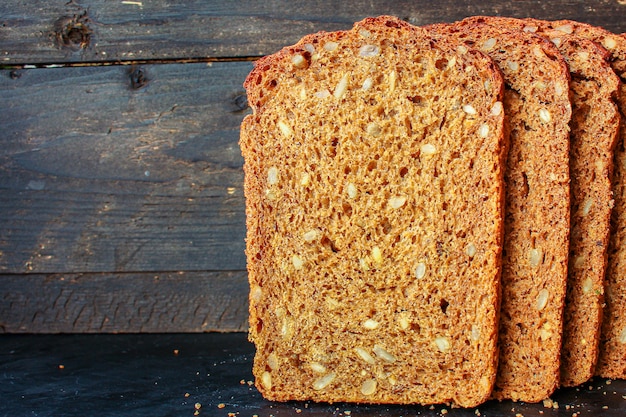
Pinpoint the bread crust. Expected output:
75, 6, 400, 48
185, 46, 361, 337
427, 18, 572, 402
241, 15, 506, 407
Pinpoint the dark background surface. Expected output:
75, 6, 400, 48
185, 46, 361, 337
2, 333, 625, 417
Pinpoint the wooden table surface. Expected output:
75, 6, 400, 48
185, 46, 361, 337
1, 1, 626, 334
2, 332, 626, 417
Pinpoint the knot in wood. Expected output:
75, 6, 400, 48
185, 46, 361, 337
54, 12, 92, 51
129, 67, 149, 89
231, 93, 249, 112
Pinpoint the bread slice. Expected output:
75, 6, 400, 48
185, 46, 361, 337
428, 19, 572, 402
551, 21, 626, 380
241, 15, 506, 407
540, 27, 619, 388
470, 16, 621, 388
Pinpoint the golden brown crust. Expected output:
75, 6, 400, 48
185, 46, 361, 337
241, 15, 506, 407
428, 18, 572, 402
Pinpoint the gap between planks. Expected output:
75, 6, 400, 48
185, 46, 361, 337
1, 55, 261, 70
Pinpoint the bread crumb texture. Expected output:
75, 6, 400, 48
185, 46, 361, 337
241, 16, 506, 407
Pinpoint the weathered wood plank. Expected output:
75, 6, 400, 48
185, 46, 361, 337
0, 62, 251, 274
0, 271, 249, 333
1, 0, 625, 65
2, 0, 626, 336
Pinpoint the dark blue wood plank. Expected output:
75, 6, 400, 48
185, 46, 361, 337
1, 333, 625, 417
1, 0, 625, 65
0, 272, 249, 333
0, 62, 251, 274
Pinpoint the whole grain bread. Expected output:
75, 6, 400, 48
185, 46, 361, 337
465, 16, 621, 388
241, 15, 506, 407
427, 18, 572, 402
550, 20, 626, 380
545, 29, 619, 388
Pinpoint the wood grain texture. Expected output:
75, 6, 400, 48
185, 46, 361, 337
2, 0, 626, 333
0, 271, 249, 333
1, 0, 625, 65
0, 62, 250, 274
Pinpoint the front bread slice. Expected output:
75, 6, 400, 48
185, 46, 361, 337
241, 16, 506, 407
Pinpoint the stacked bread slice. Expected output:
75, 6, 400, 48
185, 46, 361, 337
240, 15, 625, 406
462, 15, 623, 389
429, 16, 622, 401
549, 20, 626, 382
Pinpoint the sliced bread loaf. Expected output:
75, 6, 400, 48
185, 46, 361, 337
550, 21, 626, 380
466, 16, 621, 388
241, 15, 506, 407
427, 19, 572, 402
488, 18, 620, 386
543, 29, 619, 388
